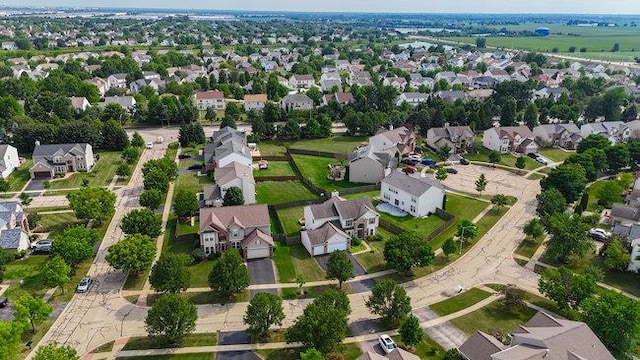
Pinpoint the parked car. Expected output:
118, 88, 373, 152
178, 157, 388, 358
156, 136, 164, 144
589, 228, 611, 241
459, 158, 470, 165
421, 158, 436, 166
403, 166, 417, 174
401, 158, 419, 166
31, 239, 52, 254
0, 297, 8, 308
527, 152, 538, 160
145, 142, 154, 149
446, 168, 458, 174
178, 153, 191, 159
535, 156, 548, 165
76, 277, 92, 293
407, 153, 422, 162
378, 335, 397, 354
187, 164, 204, 170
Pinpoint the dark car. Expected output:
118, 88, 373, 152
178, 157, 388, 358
446, 168, 458, 174
187, 164, 204, 170
527, 152, 538, 160
401, 158, 419, 166
0, 297, 8, 308
178, 154, 191, 159
421, 158, 436, 166
459, 158, 470, 165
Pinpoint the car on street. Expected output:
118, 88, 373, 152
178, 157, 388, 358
535, 156, 548, 165
31, 239, 52, 254
402, 166, 417, 174
459, 158, 470, 165
0, 297, 8, 308
76, 277, 92, 293
407, 153, 422, 162
145, 142, 154, 149
187, 164, 204, 170
401, 158, 419, 166
379, 334, 397, 354
446, 168, 458, 174
421, 158, 436, 166
178, 153, 191, 159
156, 136, 164, 144
589, 228, 611, 241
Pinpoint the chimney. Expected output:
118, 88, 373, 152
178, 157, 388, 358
34, 140, 40, 146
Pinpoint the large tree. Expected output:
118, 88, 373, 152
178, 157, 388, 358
522, 218, 544, 240
67, 187, 116, 225
33, 343, 79, 360
51, 226, 99, 270
605, 143, 630, 172
222, 186, 244, 206
538, 266, 597, 310
365, 279, 412, 327
545, 213, 592, 263
208, 249, 250, 298
0, 321, 23, 360
383, 232, 435, 276
13, 293, 53, 333
101, 119, 130, 150
143, 168, 170, 193
603, 238, 630, 272
399, 314, 423, 349
106, 234, 156, 274
577, 134, 610, 154
139, 189, 163, 210
120, 208, 162, 238
42, 255, 71, 294
145, 293, 197, 345
456, 219, 478, 248
244, 292, 285, 339
325, 251, 354, 289
536, 188, 567, 219
150, 254, 191, 293
173, 189, 199, 220
540, 164, 587, 202
178, 122, 206, 146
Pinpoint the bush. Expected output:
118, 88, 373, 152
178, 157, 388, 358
207, 252, 220, 261
351, 237, 362, 246
14, 250, 27, 259
368, 234, 382, 242
43, 181, 50, 189
191, 248, 206, 263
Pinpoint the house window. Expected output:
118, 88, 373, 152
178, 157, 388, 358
345, 219, 353, 227
383, 193, 390, 201
369, 217, 376, 224
411, 196, 417, 203
53, 156, 62, 163
231, 229, 240, 239
410, 205, 416, 213
203, 232, 216, 242
233, 241, 240, 249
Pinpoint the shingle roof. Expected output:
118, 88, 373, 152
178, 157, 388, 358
32, 143, 89, 157
356, 351, 386, 360
382, 171, 443, 197
0, 228, 25, 251
199, 204, 270, 234
214, 162, 254, 187
241, 228, 274, 248
459, 331, 507, 360
303, 222, 349, 246
387, 348, 420, 360
195, 90, 224, 100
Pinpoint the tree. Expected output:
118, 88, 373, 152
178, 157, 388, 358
142, 158, 178, 179
121, 208, 162, 238
42, 255, 71, 294
515, 156, 526, 170
286, 289, 350, 353
490, 194, 508, 208
499, 98, 517, 126
577, 134, 610, 154
222, 186, 244, 206
545, 213, 592, 263
366, 279, 412, 327
144, 169, 170, 193
603, 238, 630, 272
102, 119, 130, 150
435, 167, 448, 181
399, 314, 423, 348
326, 250, 354, 289
300, 348, 324, 360
131, 131, 145, 147
581, 289, 640, 357
34, 343, 79, 360
173, 189, 199, 220
67, 187, 116, 225
540, 164, 587, 202
536, 188, 567, 219
444, 349, 465, 360
150, 254, 191, 293
145, 293, 197, 345
121, 146, 140, 164
116, 163, 132, 177
488, 151, 501, 164
13, 293, 53, 333
383, 232, 435, 275
436, 144, 452, 161
178, 122, 206, 146
278, 119, 301, 140
296, 274, 306, 294
209, 249, 250, 298
108, 230, 156, 270
475, 37, 486, 48
220, 113, 237, 129
538, 266, 598, 310
139, 189, 162, 210
475, 173, 487, 194
51, 226, 98, 270
442, 237, 458, 258
523, 103, 539, 128
523, 218, 544, 239
606, 143, 630, 172
244, 292, 285, 339
597, 181, 622, 208
0, 321, 23, 360
575, 191, 589, 214
456, 219, 478, 248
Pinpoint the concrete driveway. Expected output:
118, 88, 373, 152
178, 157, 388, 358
216, 351, 260, 360
315, 251, 366, 276
23, 179, 45, 194
246, 258, 276, 285
218, 331, 251, 345
358, 339, 388, 356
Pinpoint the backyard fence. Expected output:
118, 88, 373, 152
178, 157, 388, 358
288, 148, 346, 161
252, 155, 289, 161
271, 197, 327, 210
378, 218, 405, 235
254, 175, 299, 182
425, 217, 456, 241
337, 183, 380, 196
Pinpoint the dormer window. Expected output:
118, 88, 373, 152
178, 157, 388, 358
231, 228, 239, 238
53, 156, 62, 163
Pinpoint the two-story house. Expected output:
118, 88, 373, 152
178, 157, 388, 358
380, 171, 445, 218
301, 196, 379, 256
0, 200, 30, 252
202, 162, 256, 207
107, 73, 128, 89
100, 96, 137, 112
426, 124, 475, 154
368, 127, 416, 157
280, 93, 313, 111
580, 121, 631, 145
198, 204, 273, 259
243, 94, 268, 111
288, 74, 315, 89
533, 123, 582, 150
483, 126, 538, 154
396, 92, 429, 107
195, 90, 225, 111
30, 143, 95, 179
0, 145, 20, 179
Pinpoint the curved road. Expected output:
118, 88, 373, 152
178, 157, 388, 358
29, 132, 542, 357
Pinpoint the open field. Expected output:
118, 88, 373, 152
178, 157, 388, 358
255, 181, 317, 204
48, 151, 123, 189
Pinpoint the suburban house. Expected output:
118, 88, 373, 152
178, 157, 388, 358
482, 126, 538, 154
100, 96, 136, 111
396, 92, 429, 106
280, 93, 313, 111
70, 96, 90, 112
380, 171, 445, 218
426, 124, 475, 154
243, 94, 268, 111
195, 90, 225, 111
0, 145, 20, 179
288, 74, 315, 89
202, 161, 256, 207
322, 92, 354, 106
0, 200, 30, 252
356, 349, 419, 360
533, 123, 582, 150
627, 237, 640, 272
198, 204, 273, 259
301, 196, 379, 256
581, 121, 632, 145
369, 127, 416, 157
107, 73, 127, 88
30, 143, 95, 179
204, 127, 252, 171
458, 311, 614, 360
86, 77, 109, 97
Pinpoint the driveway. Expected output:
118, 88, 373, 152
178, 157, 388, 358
415, 307, 466, 350
23, 179, 45, 194
216, 352, 260, 360
247, 258, 275, 285
218, 331, 251, 345
315, 251, 366, 276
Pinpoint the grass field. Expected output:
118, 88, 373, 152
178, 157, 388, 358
515, 234, 546, 259
253, 161, 296, 177
256, 141, 289, 156
123, 334, 217, 350
276, 206, 304, 236
257, 343, 361, 360
379, 210, 446, 239
430, 288, 493, 316
291, 154, 363, 191
48, 151, 123, 189
538, 148, 573, 163
273, 243, 325, 282
450, 300, 537, 339
289, 136, 368, 155
255, 181, 317, 204
7, 158, 33, 192
34, 212, 85, 235
586, 179, 622, 212
428, 194, 489, 250
466, 149, 539, 170
353, 227, 395, 273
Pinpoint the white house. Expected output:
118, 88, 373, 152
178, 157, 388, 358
70, 97, 91, 112
628, 237, 640, 272
380, 171, 445, 218
0, 201, 30, 252
580, 121, 631, 145
396, 92, 429, 107
288, 74, 315, 89
0, 145, 20, 179
195, 90, 225, 111
202, 161, 256, 207
483, 126, 538, 154
301, 222, 351, 257
107, 73, 128, 89
243, 94, 268, 111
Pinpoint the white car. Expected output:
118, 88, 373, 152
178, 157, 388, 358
156, 136, 164, 144
589, 228, 611, 241
535, 156, 548, 165
76, 277, 92, 293
378, 334, 397, 354
145, 142, 154, 149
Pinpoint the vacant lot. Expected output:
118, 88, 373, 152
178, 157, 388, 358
291, 154, 362, 191
48, 151, 123, 189
255, 181, 317, 205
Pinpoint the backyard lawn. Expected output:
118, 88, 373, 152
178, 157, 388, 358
48, 151, 123, 189
7, 158, 32, 192
538, 148, 574, 162
273, 243, 325, 282
253, 161, 296, 177
353, 227, 395, 273
427, 194, 489, 250
276, 206, 304, 236
289, 136, 368, 155
255, 181, 317, 204
586, 179, 622, 212
391, 335, 447, 360
449, 300, 537, 339
429, 288, 493, 316
175, 172, 214, 194
379, 211, 446, 239
34, 212, 85, 235
255, 141, 288, 156
291, 154, 363, 191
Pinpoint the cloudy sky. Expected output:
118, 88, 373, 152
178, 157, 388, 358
4, 0, 640, 14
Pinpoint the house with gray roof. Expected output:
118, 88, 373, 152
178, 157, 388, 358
581, 121, 632, 145
100, 96, 137, 111
301, 221, 351, 256
280, 93, 313, 110
458, 311, 614, 360
533, 123, 582, 150
0, 144, 20, 179
348, 144, 398, 184
202, 162, 255, 207
30, 143, 94, 179
381, 171, 445, 218
426, 124, 475, 154
0, 200, 30, 252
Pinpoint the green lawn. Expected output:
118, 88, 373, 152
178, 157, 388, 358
255, 181, 317, 205
429, 288, 493, 316
538, 148, 573, 163
514, 236, 545, 259
253, 161, 296, 177
273, 243, 325, 282
391, 335, 447, 360
3, 254, 49, 281
122, 333, 217, 350
165, 142, 179, 161
428, 194, 489, 250
34, 212, 85, 236
175, 173, 214, 194
276, 206, 304, 236
341, 190, 379, 201
257, 343, 361, 360
290, 136, 368, 155
379, 211, 446, 239
586, 180, 622, 212
291, 154, 363, 191
465, 149, 539, 170
48, 151, 123, 189
353, 227, 394, 273
449, 300, 537, 339
591, 254, 640, 297
178, 157, 203, 170
255, 141, 289, 156
8, 158, 33, 192
117, 355, 215, 360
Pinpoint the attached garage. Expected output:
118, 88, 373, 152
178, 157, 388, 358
327, 241, 348, 253
246, 246, 270, 260
242, 229, 274, 260
301, 222, 350, 256
32, 171, 52, 179
29, 161, 54, 180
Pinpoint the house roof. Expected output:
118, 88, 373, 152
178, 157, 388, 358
281, 93, 313, 104
348, 144, 396, 168
0, 201, 21, 213
429, 125, 474, 142
214, 161, 254, 187
202, 184, 220, 201
292, 74, 314, 81
489, 126, 534, 140
32, 143, 90, 157
70, 96, 88, 108
356, 351, 387, 360
373, 126, 413, 147
534, 123, 580, 137
387, 348, 420, 360
244, 94, 268, 102
102, 96, 135, 108
303, 222, 350, 246
459, 331, 506, 360
611, 203, 640, 222
214, 139, 251, 163
307, 197, 376, 222
382, 171, 443, 197
0, 228, 26, 251
241, 228, 274, 248
199, 204, 270, 234
212, 127, 246, 147
195, 90, 224, 100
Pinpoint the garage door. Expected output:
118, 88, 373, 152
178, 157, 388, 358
327, 242, 347, 253
32, 171, 51, 179
246, 247, 270, 259
313, 246, 325, 256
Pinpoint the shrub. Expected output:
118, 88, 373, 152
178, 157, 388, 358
43, 181, 50, 189
191, 248, 206, 263
351, 237, 362, 246
207, 252, 220, 261
14, 250, 27, 259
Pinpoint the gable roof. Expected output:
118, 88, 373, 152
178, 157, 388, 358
387, 348, 420, 360
488, 126, 534, 140
199, 204, 270, 234
307, 197, 376, 221
459, 331, 506, 360
382, 171, 443, 197
195, 90, 224, 100
244, 94, 268, 102
303, 222, 350, 246
0, 228, 26, 251
241, 228, 274, 248
32, 143, 90, 157
215, 161, 254, 187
